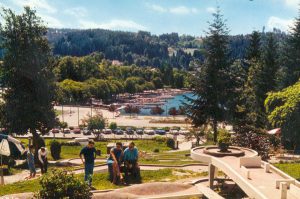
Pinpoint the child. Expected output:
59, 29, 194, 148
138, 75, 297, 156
26, 145, 36, 179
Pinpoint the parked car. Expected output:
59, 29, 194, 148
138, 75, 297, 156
73, 128, 81, 134
136, 128, 144, 135
179, 129, 189, 135
125, 127, 134, 135
103, 128, 112, 134
51, 128, 60, 134
83, 128, 91, 135
144, 129, 155, 135
63, 128, 71, 134
114, 128, 124, 135
169, 129, 179, 135
155, 129, 166, 135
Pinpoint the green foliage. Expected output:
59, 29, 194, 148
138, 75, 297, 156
109, 122, 117, 130
35, 169, 92, 199
0, 7, 56, 136
50, 140, 62, 160
166, 138, 175, 149
265, 81, 300, 147
87, 115, 105, 131
153, 148, 160, 153
217, 129, 231, 146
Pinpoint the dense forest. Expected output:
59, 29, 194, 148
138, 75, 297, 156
44, 28, 287, 70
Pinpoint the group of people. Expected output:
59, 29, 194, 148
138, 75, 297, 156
79, 141, 139, 187
26, 145, 48, 179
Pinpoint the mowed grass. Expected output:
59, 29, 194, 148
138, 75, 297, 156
0, 169, 207, 196
274, 163, 300, 180
19, 138, 172, 160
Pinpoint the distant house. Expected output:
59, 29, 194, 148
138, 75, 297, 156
112, 60, 123, 66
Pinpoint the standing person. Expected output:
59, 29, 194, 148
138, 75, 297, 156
26, 145, 36, 179
108, 142, 123, 184
38, 147, 48, 174
80, 140, 97, 187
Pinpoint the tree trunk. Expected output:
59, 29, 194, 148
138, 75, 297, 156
31, 129, 40, 162
213, 119, 218, 143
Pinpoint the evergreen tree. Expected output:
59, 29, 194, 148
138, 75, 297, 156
279, 11, 300, 87
186, 8, 232, 142
0, 7, 56, 151
262, 33, 278, 92
246, 31, 261, 61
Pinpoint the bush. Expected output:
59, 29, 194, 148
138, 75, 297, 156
217, 129, 231, 152
166, 138, 175, 149
153, 136, 167, 143
35, 169, 92, 199
109, 122, 117, 130
61, 142, 81, 146
153, 148, 160, 153
50, 140, 62, 160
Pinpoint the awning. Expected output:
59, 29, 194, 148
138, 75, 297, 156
267, 128, 281, 135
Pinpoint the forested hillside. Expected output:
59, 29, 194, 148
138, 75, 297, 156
45, 28, 287, 70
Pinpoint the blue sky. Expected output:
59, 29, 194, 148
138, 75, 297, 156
0, 0, 299, 36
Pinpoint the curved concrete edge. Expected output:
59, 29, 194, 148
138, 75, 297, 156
191, 146, 268, 199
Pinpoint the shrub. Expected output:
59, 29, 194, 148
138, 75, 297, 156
61, 142, 81, 146
50, 140, 62, 160
109, 122, 117, 130
217, 129, 231, 152
166, 138, 175, 149
153, 136, 167, 143
153, 148, 160, 153
35, 169, 92, 199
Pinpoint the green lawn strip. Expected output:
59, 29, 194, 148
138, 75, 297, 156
274, 163, 300, 180
0, 169, 207, 196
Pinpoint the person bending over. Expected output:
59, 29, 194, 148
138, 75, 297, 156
38, 147, 48, 174
108, 142, 123, 184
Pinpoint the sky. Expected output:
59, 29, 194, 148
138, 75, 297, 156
0, 0, 299, 36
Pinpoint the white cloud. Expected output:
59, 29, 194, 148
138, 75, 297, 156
147, 4, 198, 15
64, 7, 87, 17
10, 0, 56, 13
206, 7, 216, 14
148, 4, 167, 13
38, 14, 63, 28
284, 0, 300, 7
78, 19, 147, 31
267, 16, 294, 31
169, 6, 198, 15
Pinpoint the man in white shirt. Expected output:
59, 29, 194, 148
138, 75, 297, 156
38, 147, 48, 174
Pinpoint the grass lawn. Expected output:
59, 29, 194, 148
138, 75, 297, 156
274, 163, 300, 180
0, 169, 207, 196
19, 138, 172, 160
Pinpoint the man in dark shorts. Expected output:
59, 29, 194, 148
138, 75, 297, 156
80, 140, 97, 186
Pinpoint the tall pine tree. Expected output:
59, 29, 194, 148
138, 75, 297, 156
186, 8, 232, 142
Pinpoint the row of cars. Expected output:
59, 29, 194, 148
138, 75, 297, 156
49, 127, 190, 136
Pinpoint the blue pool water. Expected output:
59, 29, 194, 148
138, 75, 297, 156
121, 92, 196, 116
